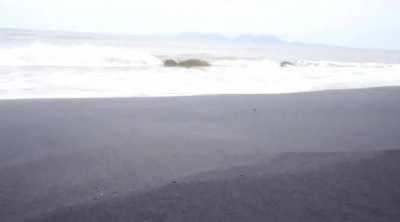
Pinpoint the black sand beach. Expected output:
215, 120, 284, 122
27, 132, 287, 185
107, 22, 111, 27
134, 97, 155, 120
1, 87, 400, 221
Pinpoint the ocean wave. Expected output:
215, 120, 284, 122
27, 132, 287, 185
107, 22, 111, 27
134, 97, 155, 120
0, 43, 400, 99
294, 60, 397, 69
0, 42, 162, 67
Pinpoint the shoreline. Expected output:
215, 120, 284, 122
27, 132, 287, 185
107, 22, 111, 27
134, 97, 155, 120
1, 85, 400, 102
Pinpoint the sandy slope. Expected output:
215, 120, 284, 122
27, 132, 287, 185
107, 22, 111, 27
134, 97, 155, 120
31, 150, 400, 222
1, 87, 400, 221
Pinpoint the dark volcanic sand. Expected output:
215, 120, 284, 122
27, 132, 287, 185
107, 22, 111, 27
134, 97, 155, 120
31, 150, 400, 222
1, 87, 400, 221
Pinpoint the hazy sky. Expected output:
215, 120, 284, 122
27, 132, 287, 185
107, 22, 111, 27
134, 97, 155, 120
1, 0, 399, 49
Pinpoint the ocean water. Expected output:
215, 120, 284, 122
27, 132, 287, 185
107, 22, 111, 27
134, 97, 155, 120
1, 29, 400, 99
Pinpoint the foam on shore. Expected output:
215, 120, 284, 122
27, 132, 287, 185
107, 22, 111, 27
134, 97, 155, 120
1, 43, 400, 99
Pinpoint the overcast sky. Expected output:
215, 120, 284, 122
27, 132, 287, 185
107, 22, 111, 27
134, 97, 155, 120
1, 0, 399, 49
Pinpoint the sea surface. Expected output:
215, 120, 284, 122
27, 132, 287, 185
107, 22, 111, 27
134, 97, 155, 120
1, 28, 400, 99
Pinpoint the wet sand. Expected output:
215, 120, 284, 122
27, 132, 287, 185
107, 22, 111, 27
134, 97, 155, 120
1, 87, 400, 221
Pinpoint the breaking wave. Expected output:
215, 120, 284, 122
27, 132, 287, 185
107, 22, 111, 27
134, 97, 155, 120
0, 42, 400, 99
0, 43, 162, 67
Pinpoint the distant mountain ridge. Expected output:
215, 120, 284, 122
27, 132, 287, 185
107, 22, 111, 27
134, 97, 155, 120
174, 33, 283, 43
0, 28, 283, 44
2, 28, 399, 54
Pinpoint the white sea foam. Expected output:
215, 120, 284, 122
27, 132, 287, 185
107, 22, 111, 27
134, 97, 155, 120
0, 43, 161, 67
0, 40, 400, 99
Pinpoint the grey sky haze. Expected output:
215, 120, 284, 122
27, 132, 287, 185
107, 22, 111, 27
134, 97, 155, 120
1, 0, 399, 49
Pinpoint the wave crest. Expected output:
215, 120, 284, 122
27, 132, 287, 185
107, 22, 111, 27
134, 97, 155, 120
0, 43, 162, 67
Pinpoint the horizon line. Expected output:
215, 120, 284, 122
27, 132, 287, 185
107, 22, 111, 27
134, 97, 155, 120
1, 26, 399, 52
